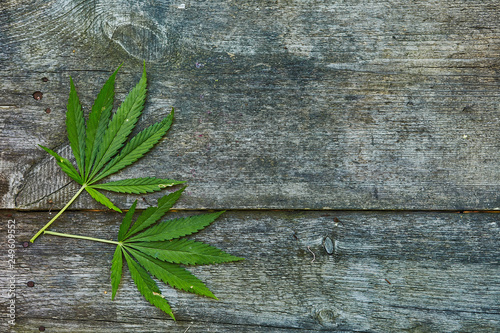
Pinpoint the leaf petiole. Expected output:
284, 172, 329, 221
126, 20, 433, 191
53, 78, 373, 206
30, 185, 87, 243
44, 230, 121, 246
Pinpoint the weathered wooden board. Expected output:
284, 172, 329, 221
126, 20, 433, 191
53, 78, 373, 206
1, 210, 499, 332
1, 1, 500, 333
1, 0, 500, 210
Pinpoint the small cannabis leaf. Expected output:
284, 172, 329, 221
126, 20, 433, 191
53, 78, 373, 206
110, 187, 244, 319
31, 63, 184, 243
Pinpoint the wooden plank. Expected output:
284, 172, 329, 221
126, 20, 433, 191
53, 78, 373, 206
2, 2, 499, 333
1, 1, 500, 210
1, 210, 499, 332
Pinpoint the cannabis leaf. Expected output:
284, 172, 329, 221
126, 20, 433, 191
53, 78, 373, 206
44, 187, 244, 320
31, 63, 184, 243
112, 187, 243, 319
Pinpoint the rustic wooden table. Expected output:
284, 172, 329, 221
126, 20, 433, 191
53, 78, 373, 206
1, 1, 499, 332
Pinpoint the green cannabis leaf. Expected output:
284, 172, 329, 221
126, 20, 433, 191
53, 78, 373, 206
31, 63, 184, 243
44, 187, 244, 320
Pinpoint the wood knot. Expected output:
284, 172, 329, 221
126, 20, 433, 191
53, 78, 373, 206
110, 24, 170, 61
324, 236, 334, 255
316, 308, 340, 326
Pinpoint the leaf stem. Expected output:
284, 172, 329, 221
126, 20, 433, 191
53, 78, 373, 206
30, 185, 87, 243
44, 230, 120, 245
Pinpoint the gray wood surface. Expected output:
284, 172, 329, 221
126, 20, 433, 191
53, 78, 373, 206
1, 0, 499, 210
1, 210, 499, 332
1, 0, 500, 332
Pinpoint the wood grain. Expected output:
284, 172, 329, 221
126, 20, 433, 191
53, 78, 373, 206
1, 0, 500, 332
1, 210, 499, 332
1, 0, 499, 210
